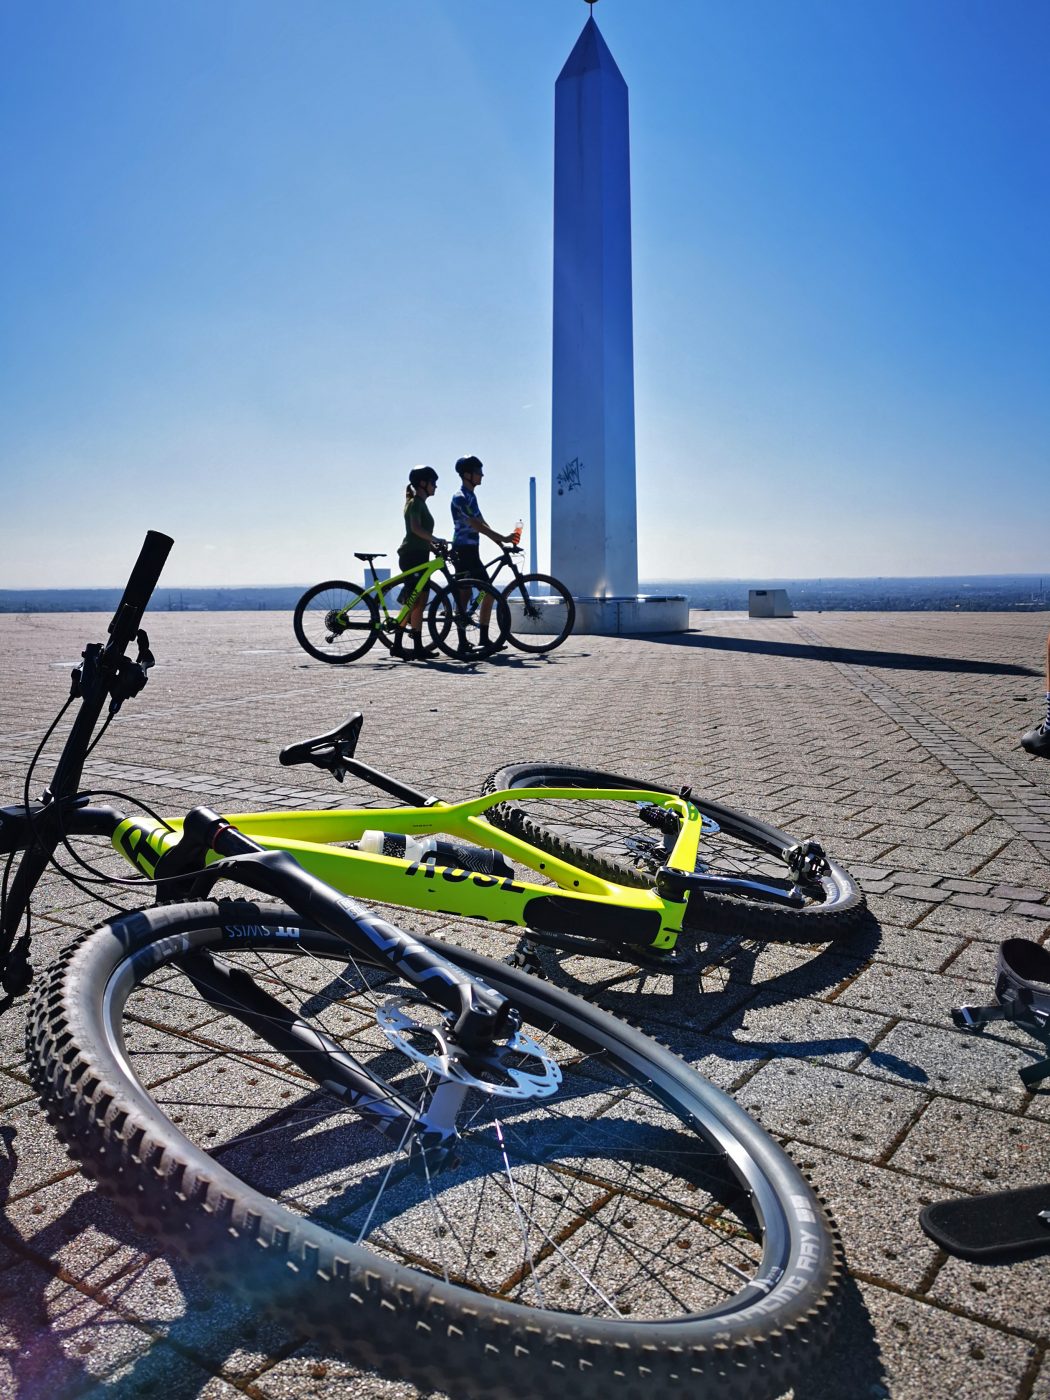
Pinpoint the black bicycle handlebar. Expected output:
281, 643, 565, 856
0, 530, 174, 993
107, 531, 174, 651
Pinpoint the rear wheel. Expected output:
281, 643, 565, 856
293, 580, 378, 664
484, 764, 866, 942
28, 900, 839, 1398
500, 572, 575, 653
428, 578, 511, 661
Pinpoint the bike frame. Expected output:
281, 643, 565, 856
481, 547, 521, 590
355, 554, 450, 631
112, 785, 702, 952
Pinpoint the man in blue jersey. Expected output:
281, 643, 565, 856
450, 455, 514, 646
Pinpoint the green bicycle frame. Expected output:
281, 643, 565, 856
352, 554, 450, 632
113, 787, 703, 952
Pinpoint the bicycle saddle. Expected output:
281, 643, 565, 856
279, 713, 364, 773
354, 552, 386, 562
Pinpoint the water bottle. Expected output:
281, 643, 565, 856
357, 830, 514, 877
510, 519, 523, 547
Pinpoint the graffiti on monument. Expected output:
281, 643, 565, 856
556, 457, 584, 496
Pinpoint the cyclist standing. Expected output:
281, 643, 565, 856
394, 466, 446, 660
450, 455, 514, 649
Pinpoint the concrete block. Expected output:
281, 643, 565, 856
570, 594, 689, 635
748, 587, 793, 617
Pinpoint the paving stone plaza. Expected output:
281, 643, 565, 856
1, 606, 1049, 1400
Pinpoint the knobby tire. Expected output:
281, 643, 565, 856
483, 764, 866, 942
28, 900, 839, 1399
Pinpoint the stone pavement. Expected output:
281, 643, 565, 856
1, 606, 1049, 1400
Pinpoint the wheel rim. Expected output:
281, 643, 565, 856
429, 581, 508, 660
503, 575, 575, 653
494, 779, 847, 909
91, 919, 800, 1330
294, 584, 375, 662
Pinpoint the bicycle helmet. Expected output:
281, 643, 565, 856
408, 465, 438, 489
455, 455, 483, 477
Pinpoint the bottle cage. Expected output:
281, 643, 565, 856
953, 937, 1050, 1088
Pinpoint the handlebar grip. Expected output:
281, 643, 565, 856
107, 530, 174, 649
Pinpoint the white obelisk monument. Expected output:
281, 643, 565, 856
549, 9, 686, 634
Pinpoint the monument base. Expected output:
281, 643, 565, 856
507, 594, 688, 637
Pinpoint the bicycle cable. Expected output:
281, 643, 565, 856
15, 696, 226, 920
82, 712, 115, 761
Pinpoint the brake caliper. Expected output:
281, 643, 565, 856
784, 839, 829, 883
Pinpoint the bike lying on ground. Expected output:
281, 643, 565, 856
0, 533, 843, 1399
153, 720, 864, 968
293, 549, 510, 664
479, 543, 575, 654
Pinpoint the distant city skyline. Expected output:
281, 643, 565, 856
2, 1, 1047, 588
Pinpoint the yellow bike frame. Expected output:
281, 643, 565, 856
113, 787, 703, 952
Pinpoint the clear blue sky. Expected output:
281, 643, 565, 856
2, 0, 1047, 587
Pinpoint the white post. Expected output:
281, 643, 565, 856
529, 475, 538, 576
550, 16, 638, 601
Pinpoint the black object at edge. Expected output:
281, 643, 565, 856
920, 1185, 1050, 1263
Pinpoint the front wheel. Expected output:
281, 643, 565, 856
28, 901, 839, 1398
427, 577, 510, 661
484, 764, 866, 942
500, 572, 575, 653
293, 580, 378, 663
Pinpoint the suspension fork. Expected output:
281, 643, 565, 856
175, 948, 428, 1145
160, 808, 521, 1051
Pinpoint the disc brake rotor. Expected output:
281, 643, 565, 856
377, 997, 561, 1099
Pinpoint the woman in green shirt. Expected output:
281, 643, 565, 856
395, 465, 446, 659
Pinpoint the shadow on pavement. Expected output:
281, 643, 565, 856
632, 631, 1039, 676
798, 1273, 889, 1398
533, 907, 883, 1025
0, 1119, 303, 1399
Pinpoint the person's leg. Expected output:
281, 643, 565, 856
1020, 629, 1050, 757
394, 555, 426, 659
409, 586, 428, 644
466, 551, 497, 641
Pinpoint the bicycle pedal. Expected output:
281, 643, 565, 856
505, 940, 546, 979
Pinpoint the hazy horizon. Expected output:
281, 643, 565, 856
3, 571, 1047, 597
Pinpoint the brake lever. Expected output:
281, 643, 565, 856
107, 630, 155, 716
